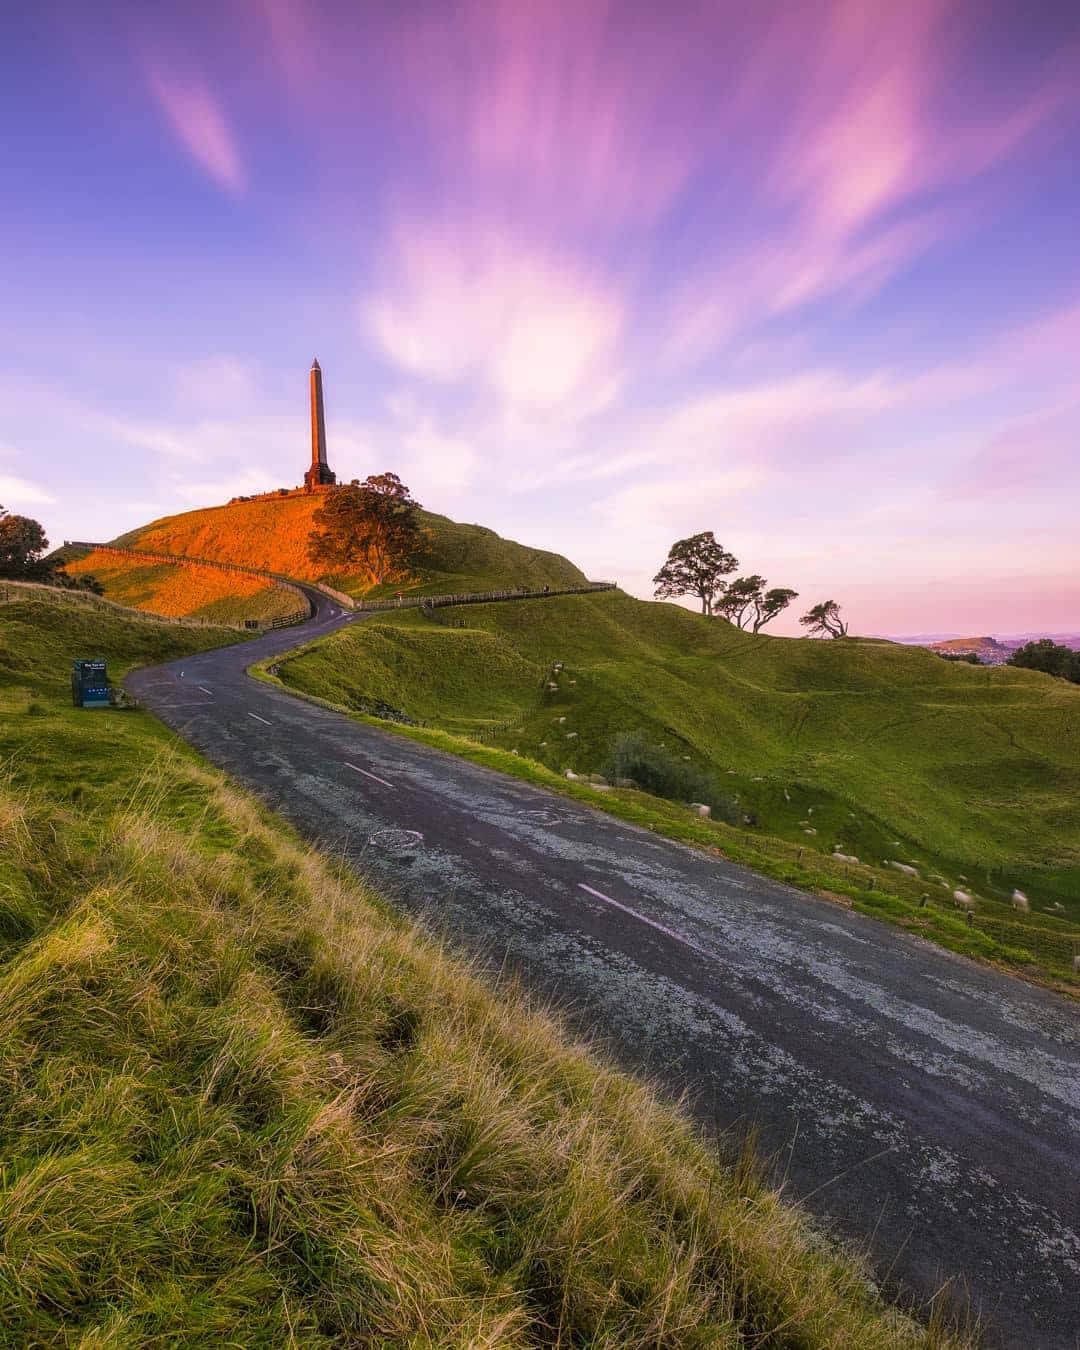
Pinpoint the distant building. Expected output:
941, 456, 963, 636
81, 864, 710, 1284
304, 358, 337, 490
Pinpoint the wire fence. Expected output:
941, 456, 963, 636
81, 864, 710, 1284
368, 581, 616, 613
0, 578, 254, 629
64, 542, 312, 629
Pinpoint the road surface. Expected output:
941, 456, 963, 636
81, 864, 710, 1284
127, 588, 1080, 1348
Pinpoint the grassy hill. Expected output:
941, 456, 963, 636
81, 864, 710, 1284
0, 595, 954, 1344
113, 495, 588, 599
56, 545, 300, 624
270, 591, 1080, 976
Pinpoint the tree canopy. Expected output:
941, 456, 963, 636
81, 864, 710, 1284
714, 575, 799, 632
799, 600, 848, 639
1008, 638, 1080, 684
0, 506, 48, 576
652, 532, 738, 615
307, 474, 423, 585
0, 505, 102, 592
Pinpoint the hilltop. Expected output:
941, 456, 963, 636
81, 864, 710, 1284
927, 635, 1011, 662
271, 590, 1080, 957
109, 494, 587, 599
0, 590, 947, 1346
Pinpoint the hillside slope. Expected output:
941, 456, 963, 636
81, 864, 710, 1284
0, 597, 946, 1346
114, 496, 588, 598
56, 545, 299, 623
275, 591, 1080, 925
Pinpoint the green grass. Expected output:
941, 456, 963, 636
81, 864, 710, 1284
266, 592, 1080, 987
352, 509, 592, 600
110, 497, 590, 600
0, 579, 977, 1345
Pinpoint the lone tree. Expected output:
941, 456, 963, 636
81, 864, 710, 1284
715, 575, 799, 631
0, 505, 48, 577
799, 600, 848, 639
653, 532, 738, 615
308, 473, 422, 585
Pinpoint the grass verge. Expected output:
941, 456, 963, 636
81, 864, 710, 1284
254, 634, 1079, 994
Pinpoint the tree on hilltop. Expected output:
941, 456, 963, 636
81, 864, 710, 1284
799, 599, 848, 639
0, 505, 103, 591
653, 532, 738, 616
0, 505, 48, 576
1008, 638, 1080, 684
715, 575, 799, 631
308, 473, 423, 584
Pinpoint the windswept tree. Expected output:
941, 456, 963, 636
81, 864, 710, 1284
653, 532, 738, 616
715, 575, 799, 632
308, 473, 422, 585
799, 600, 848, 639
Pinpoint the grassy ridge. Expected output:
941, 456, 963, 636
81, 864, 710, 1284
59, 547, 299, 624
0, 600, 961, 1343
115, 496, 588, 598
270, 592, 1080, 978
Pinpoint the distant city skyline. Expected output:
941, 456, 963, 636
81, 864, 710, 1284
2, 0, 1079, 634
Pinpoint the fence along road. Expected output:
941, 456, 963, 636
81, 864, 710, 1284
126, 583, 1080, 1350
66, 541, 616, 626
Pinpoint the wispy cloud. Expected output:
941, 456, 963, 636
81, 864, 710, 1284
365, 219, 624, 416
146, 71, 245, 194
0, 473, 55, 506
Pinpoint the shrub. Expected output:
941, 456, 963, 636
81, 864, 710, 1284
603, 731, 715, 806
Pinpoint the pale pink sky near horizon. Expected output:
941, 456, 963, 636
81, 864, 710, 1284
2, 0, 1079, 635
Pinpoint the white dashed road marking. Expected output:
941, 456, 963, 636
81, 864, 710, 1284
345, 760, 395, 789
247, 712, 272, 725
577, 883, 713, 962
197, 686, 213, 695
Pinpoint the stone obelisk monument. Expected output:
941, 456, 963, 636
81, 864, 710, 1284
304, 358, 337, 490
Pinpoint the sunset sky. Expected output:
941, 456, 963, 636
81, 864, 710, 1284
3, 0, 1078, 634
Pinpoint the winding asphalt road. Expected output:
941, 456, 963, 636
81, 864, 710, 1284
128, 588, 1079, 1349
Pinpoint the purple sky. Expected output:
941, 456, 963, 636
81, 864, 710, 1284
3, 0, 1079, 634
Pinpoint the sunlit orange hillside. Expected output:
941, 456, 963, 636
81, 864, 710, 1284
64, 548, 300, 624
114, 496, 589, 599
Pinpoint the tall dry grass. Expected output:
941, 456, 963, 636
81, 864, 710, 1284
0, 767, 975, 1346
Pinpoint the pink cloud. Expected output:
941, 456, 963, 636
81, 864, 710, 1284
948, 403, 1080, 501
364, 219, 624, 414
147, 71, 245, 194
392, 0, 711, 228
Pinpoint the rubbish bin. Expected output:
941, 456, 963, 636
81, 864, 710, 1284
71, 659, 109, 708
